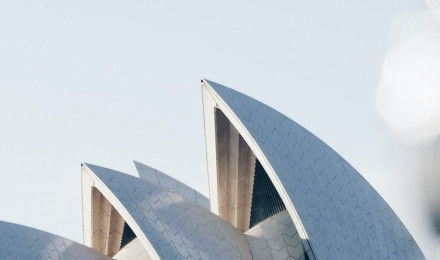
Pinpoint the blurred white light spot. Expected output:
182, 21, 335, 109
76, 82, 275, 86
427, 0, 440, 15
377, 11, 440, 144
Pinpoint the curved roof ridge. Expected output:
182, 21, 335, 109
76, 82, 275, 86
132, 160, 209, 209
83, 163, 253, 260
202, 79, 424, 260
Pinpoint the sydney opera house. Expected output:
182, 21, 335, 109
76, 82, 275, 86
0, 80, 425, 259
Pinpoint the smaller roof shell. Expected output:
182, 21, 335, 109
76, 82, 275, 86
83, 163, 253, 260
0, 221, 109, 260
133, 160, 209, 209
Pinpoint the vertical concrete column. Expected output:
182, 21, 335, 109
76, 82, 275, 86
90, 186, 125, 257
98, 193, 111, 253
91, 187, 104, 252
227, 124, 240, 227
216, 110, 230, 220
105, 207, 124, 256
215, 109, 257, 231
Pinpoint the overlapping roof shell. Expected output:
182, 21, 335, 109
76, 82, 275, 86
201, 79, 424, 259
0, 79, 424, 260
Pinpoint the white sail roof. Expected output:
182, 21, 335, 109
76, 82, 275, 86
83, 163, 253, 260
202, 79, 424, 260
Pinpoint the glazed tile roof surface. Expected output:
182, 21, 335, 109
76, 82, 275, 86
0, 79, 425, 260
0, 221, 109, 260
85, 163, 253, 260
133, 160, 210, 210
245, 210, 307, 260
205, 79, 424, 260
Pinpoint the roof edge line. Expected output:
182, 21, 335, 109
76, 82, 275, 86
81, 163, 161, 260
202, 80, 317, 260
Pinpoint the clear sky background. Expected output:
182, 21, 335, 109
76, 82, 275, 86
0, 0, 439, 258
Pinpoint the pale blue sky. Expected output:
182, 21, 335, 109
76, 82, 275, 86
0, 0, 437, 258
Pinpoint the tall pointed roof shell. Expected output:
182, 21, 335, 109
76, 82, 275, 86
202, 79, 424, 260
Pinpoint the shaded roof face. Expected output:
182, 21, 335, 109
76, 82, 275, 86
204, 79, 424, 260
0, 221, 109, 260
133, 160, 209, 209
84, 163, 253, 260
245, 210, 307, 260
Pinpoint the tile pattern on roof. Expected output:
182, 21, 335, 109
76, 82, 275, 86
205, 79, 425, 260
0, 221, 109, 260
245, 210, 307, 260
133, 161, 210, 210
86, 163, 253, 260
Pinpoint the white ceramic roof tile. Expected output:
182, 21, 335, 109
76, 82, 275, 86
0, 221, 109, 260
132, 161, 160, 185
205, 79, 425, 260
133, 160, 209, 210
245, 210, 307, 260
86, 163, 252, 260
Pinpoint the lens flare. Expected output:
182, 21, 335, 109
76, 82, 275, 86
377, 11, 440, 144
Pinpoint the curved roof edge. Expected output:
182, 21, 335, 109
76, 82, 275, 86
133, 160, 209, 209
0, 220, 109, 260
82, 163, 253, 260
82, 163, 161, 260
201, 79, 425, 260
201, 79, 316, 259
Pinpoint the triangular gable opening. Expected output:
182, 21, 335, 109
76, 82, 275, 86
249, 159, 286, 228
120, 222, 137, 249
89, 187, 138, 257
214, 108, 287, 231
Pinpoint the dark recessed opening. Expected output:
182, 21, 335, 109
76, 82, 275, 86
120, 222, 136, 249
249, 159, 286, 228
